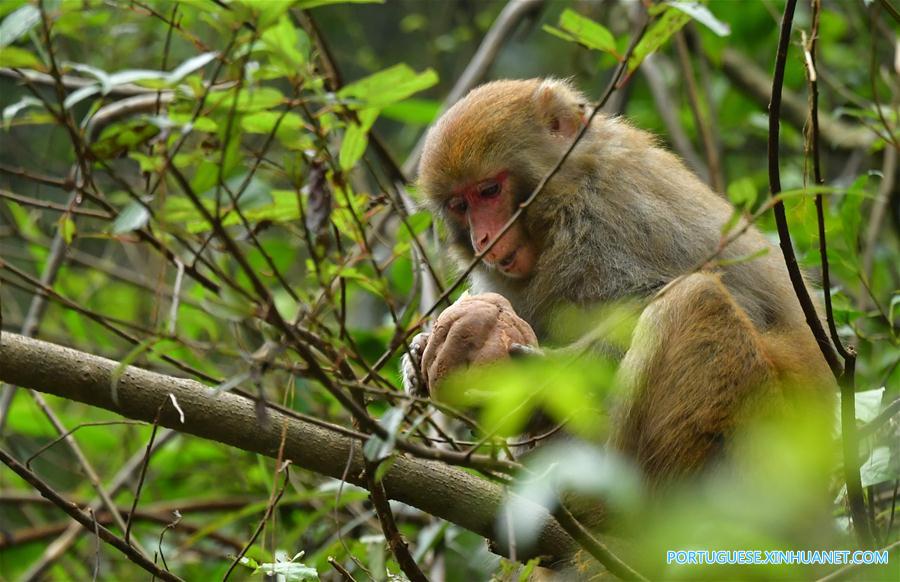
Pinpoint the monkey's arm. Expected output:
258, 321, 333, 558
511, 315, 628, 362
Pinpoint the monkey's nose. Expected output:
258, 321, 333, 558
473, 232, 491, 253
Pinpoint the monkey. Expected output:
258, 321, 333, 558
403, 78, 835, 489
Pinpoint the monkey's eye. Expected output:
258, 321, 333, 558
447, 198, 468, 214
479, 182, 501, 199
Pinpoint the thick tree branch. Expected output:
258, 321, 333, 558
0, 332, 576, 562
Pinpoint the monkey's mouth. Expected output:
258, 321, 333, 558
498, 248, 519, 272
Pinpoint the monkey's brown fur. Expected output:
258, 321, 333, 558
416, 78, 834, 487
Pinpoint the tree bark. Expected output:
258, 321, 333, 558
0, 332, 575, 561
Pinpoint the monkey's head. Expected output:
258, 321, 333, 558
418, 78, 590, 279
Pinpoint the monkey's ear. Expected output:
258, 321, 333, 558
533, 78, 585, 139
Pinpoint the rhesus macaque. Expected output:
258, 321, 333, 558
404, 78, 834, 487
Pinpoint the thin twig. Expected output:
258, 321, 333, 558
803, 0, 874, 548
125, 406, 165, 545
674, 32, 723, 192
552, 503, 647, 581
25, 420, 146, 469
805, 17, 853, 363
814, 537, 900, 581
0, 189, 108, 218
328, 556, 360, 582
640, 55, 708, 179
766, 0, 842, 376
0, 447, 183, 582
366, 460, 428, 581
155, 510, 182, 572
222, 460, 290, 580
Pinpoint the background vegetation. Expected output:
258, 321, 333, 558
0, 0, 897, 580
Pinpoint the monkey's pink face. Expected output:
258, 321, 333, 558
445, 170, 537, 278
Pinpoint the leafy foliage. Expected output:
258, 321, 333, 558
0, 0, 897, 581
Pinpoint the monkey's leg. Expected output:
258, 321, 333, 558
610, 272, 778, 486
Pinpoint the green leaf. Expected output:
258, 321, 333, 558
2, 95, 42, 129
0, 4, 39, 49
128, 151, 164, 173
206, 87, 285, 112
854, 387, 885, 424
727, 177, 757, 210
296, 0, 383, 8
373, 455, 397, 483
168, 112, 218, 133
247, 558, 319, 581
92, 120, 160, 159
669, 1, 730, 37
5, 201, 40, 239
58, 215, 76, 244
260, 15, 308, 70
339, 123, 368, 173
339, 108, 378, 171
240, 111, 304, 135
628, 4, 693, 71
381, 98, 441, 124
441, 355, 615, 438
363, 407, 405, 462
112, 200, 150, 234
233, 0, 293, 30
338, 64, 438, 110
859, 447, 896, 488
518, 558, 541, 582
241, 111, 313, 150
0, 1, 28, 20
165, 51, 218, 84
188, 160, 219, 196
0, 46, 42, 68
543, 9, 618, 55
161, 190, 302, 233
64, 53, 217, 104
63, 84, 101, 109
828, 292, 865, 327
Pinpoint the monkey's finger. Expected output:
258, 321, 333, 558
401, 353, 426, 397
402, 333, 430, 396
509, 343, 544, 359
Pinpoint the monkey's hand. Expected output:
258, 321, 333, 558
401, 332, 430, 398
416, 293, 539, 395
509, 343, 545, 359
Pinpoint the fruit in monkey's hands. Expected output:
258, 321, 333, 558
419, 293, 538, 391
